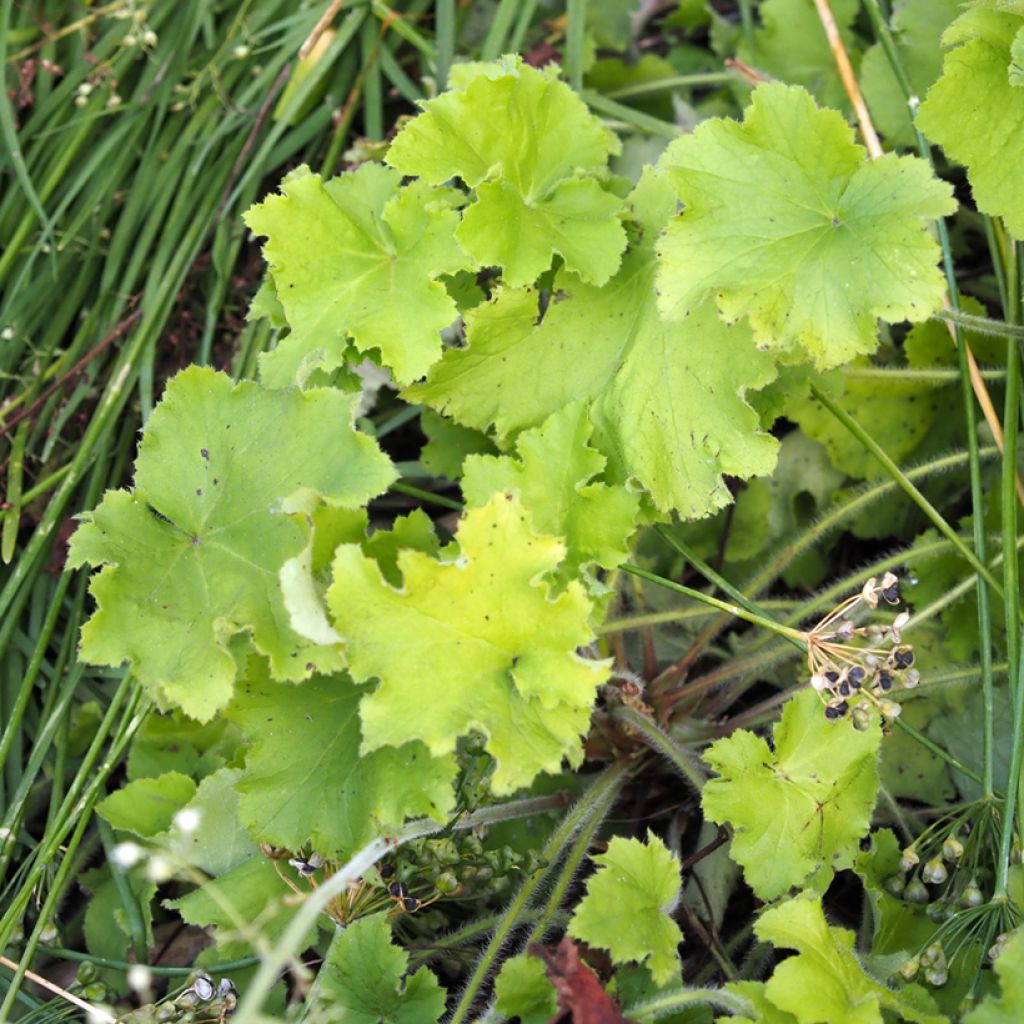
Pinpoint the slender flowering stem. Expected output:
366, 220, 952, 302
621, 563, 807, 648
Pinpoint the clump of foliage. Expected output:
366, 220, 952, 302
5, 2, 1024, 1023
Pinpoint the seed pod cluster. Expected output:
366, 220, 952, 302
805, 573, 919, 730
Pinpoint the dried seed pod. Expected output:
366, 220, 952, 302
852, 704, 873, 731
892, 647, 915, 670
879, 699, 902, 723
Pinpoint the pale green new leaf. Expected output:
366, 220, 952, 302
756, 894, 945, 1024
245, 163, 472, 387
462, 401, 640, 579
918, 4, 1024, 238
386, 55, 626, 286
409, 170, 778, 519
965, 927, 1024, 1023
568, 832, 683, 987
327, 493, 609, 794
702, 690, 881, 901
657, 83, 956, 369
68, 367, 395, 721
320, 913, 446, 1024
225, 662, 456, 859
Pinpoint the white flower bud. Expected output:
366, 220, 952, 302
899, 956, 919, 980
942, 836, 964, 862
111, 841, 144, 868
233, 44, 250, 59
127, 965, 152, 993
173, 807, 200, 833
922, 858, 948, 885
145, 854, 174, 882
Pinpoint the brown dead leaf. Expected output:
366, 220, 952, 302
531, 936, 629, 1024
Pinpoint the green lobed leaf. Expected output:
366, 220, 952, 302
319, 913, 446, 1024
409, 169, 778, 519
164, 767, 258, 877
245, 163, 473, 388
494, 954, 558, 1024
787, 370, 946, 483
918, 4, 1024, 239
126, 712, 240, 783
656, 83, 956, 369
719, 981, 799, 1024
326, 493, 609, 794
82, 866, 156, 989
568, 831, 684, 987
68, 367, 395, 721
419, 408, 496, 480
96, 772, 196, 838
169, 855, 321, 959
965, 927, 1024, 1023
738, 0, 861, 112
461, 401, 640, 580
859, 0, 964, 148
224, 661, 456, 859
702, 690, 881, 901
386, 55, 627, 287
755, 894, 945, 1024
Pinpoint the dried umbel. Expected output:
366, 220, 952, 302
804, 573, 918, 730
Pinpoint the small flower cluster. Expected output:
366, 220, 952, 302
900, 942, 949, 988
806, 572, 918, 730
886, 835, 977, 914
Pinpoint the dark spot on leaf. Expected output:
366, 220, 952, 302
201, 448, 209, 460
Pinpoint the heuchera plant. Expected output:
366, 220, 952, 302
68, 21, 1024, 1022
